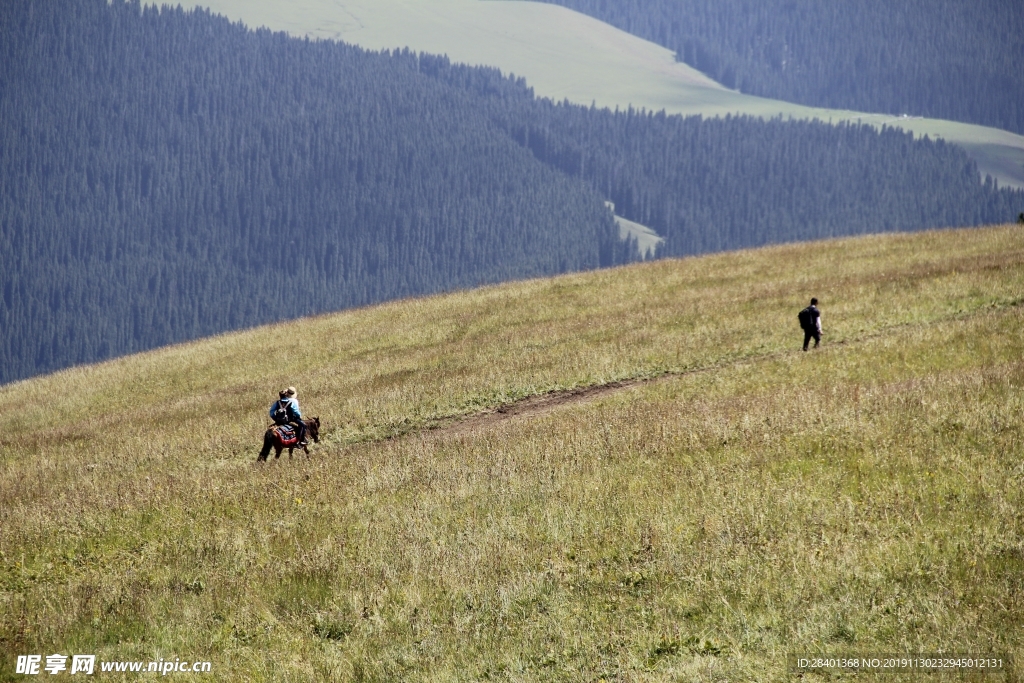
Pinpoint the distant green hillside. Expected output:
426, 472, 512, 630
186, 0, 1024, 189
533, 0, 1024, 136
2, 226, 1022, 680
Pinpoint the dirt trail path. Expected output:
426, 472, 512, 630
433, 347, 797, 437
321, 300, 1021, 450
420, 301, 1024, 438
439, 378, 641, 436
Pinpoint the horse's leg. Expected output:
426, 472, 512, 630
258, 432, 273, 462
274, 444, 283, 459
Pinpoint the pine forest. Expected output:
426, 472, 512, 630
1, 0, 1021, 384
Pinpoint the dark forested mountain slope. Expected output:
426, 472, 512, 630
427, 59, 1023, 257
508, 107, 1024, 257
529, 0, 1024, 135
1, 0, 1022, 385
0, 0, 627, 384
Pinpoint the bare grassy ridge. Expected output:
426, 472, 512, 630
1, 226, 1022, 681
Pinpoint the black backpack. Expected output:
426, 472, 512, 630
271, 400, 289, 423
798, 306, 814, 330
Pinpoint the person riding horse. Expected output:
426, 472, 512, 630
270, 386, 307, 446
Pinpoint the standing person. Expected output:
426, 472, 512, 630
798, 298, 822, 351
270, 386, 308, 445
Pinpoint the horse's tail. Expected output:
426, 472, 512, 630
257, 429, 274, 462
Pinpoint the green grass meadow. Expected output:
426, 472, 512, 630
1, 226, 1023, 680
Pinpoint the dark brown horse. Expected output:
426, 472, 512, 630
257, 417, 320, 462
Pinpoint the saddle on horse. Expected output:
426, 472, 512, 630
271, 423, 300, 447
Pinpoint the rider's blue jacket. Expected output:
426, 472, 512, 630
270, 397, 302, 424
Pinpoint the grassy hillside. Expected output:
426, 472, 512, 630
182, 0, 1024, 189
2, 226, 1023, 681
530, 0, 1024, 137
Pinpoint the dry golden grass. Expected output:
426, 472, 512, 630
1, 225, 1022, 681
